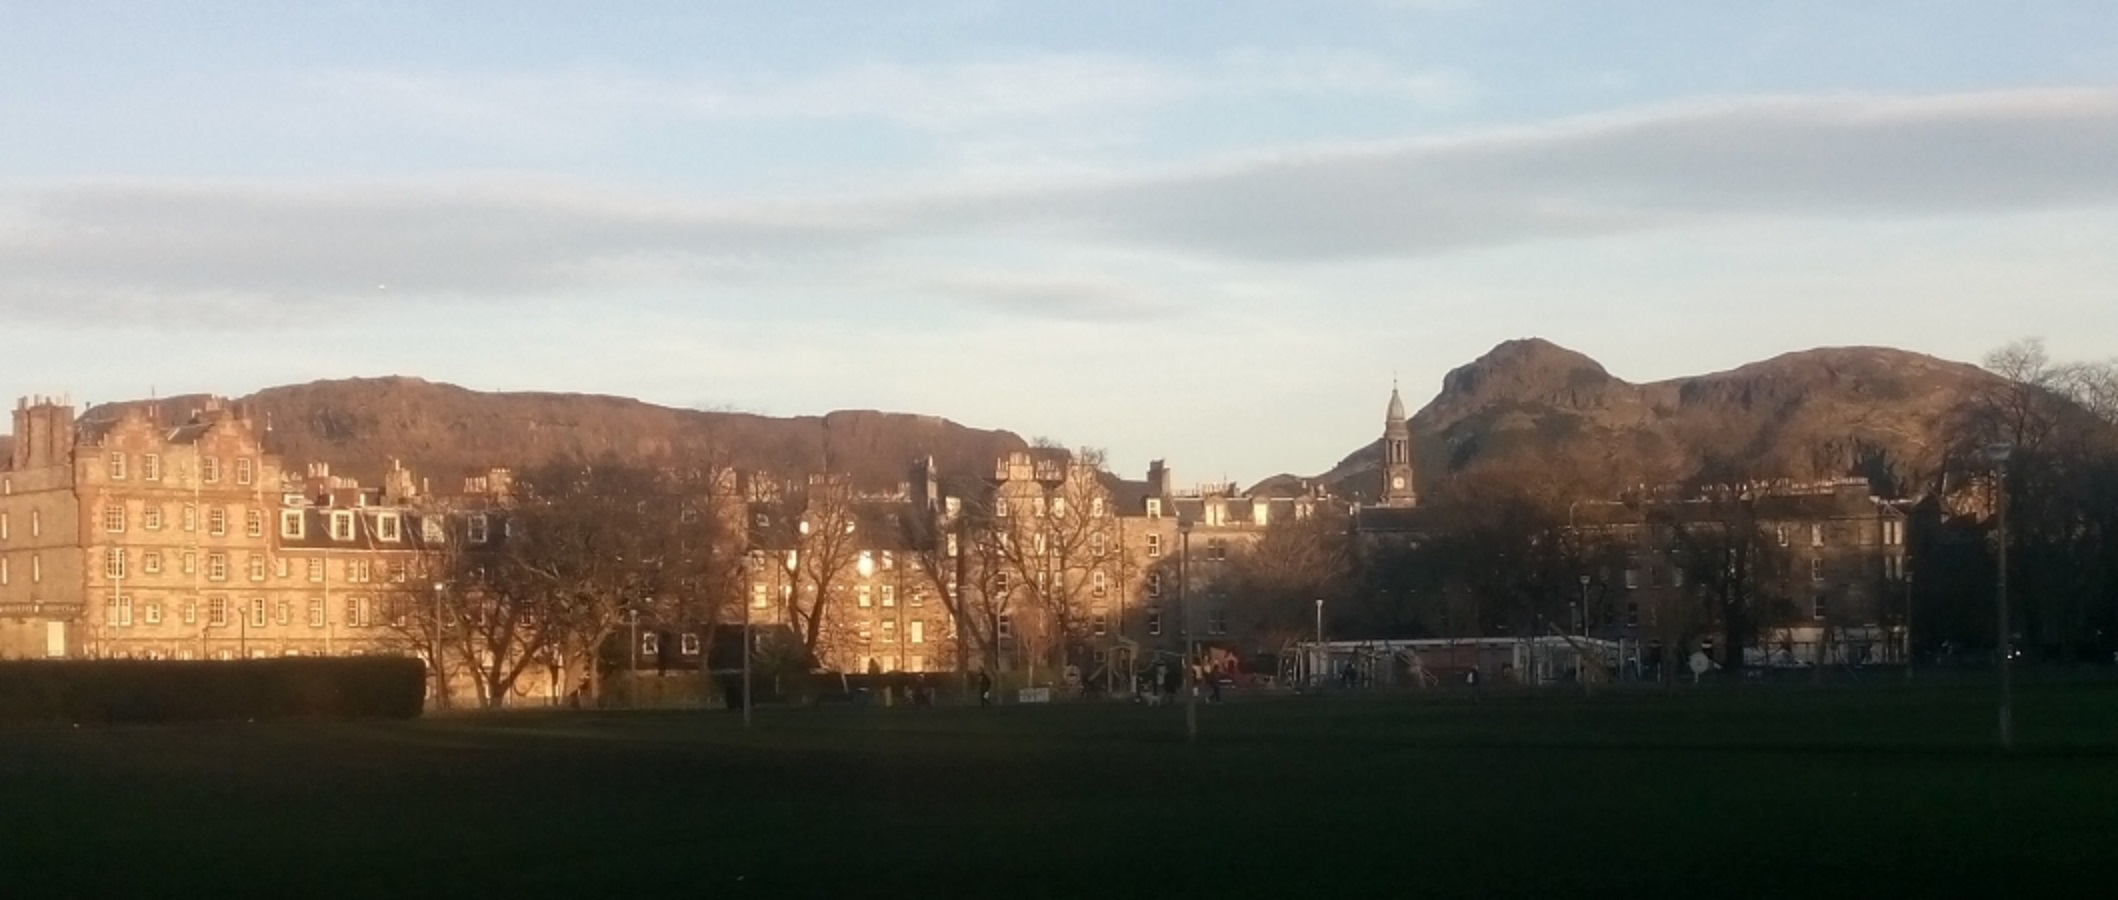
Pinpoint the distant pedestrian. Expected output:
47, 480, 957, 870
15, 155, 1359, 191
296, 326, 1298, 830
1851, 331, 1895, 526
977, 669, 993, 706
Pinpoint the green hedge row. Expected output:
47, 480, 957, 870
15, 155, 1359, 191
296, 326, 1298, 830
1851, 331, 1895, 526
0, 657, 427, 725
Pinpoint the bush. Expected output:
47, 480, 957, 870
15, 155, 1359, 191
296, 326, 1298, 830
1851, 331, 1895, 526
0, 657, 427, 725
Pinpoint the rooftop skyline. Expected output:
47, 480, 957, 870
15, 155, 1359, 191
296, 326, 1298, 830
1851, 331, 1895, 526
5, 2, 2116, 483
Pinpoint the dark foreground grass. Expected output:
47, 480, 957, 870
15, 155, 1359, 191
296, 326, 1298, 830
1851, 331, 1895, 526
4, 681, 2117, 898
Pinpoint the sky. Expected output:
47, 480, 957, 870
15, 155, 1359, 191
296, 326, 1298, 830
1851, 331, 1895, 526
4, 1, 2117, 486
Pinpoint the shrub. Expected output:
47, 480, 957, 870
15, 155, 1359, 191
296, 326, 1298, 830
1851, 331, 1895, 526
0, 657, 426, 725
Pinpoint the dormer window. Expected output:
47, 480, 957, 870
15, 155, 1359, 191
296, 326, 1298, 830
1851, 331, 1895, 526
422, 517, 446, 544
330, 511, 356, 541
468, 514, 490, 544
376, 513, 401, 542
281, 510, 304, 540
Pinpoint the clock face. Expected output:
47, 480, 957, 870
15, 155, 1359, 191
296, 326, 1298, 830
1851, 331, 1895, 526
1391, 475, 1406, 490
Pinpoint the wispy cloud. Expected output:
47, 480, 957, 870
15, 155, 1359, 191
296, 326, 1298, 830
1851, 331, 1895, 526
4, 87, 2115, 325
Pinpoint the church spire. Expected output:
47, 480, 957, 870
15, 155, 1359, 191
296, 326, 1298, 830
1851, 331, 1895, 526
1382, 380, 1416, 506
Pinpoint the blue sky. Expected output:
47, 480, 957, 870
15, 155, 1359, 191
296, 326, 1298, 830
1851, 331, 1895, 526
4, 1, 2116, 484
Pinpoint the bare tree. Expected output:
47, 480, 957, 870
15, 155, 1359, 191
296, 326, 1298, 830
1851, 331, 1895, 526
981, 450, 1127, 674
783, 475, 865, 660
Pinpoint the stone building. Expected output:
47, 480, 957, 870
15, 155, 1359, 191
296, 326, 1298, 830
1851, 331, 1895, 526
1568, 478, 1912, 667
0, 397, 439, 661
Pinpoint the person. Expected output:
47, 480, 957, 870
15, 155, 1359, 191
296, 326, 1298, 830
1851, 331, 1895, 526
977, 669, 993, 706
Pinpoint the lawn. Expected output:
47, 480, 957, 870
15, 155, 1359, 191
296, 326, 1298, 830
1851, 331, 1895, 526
3, 679, 2116, 898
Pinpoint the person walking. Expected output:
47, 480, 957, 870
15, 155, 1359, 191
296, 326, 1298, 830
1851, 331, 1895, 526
977, 668, 993, 706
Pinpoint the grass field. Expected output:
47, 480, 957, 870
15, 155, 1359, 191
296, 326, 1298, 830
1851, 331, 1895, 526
4, 680, 2117, 898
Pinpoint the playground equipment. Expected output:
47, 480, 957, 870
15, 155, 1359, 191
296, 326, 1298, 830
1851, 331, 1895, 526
1281, 635, 1632, 689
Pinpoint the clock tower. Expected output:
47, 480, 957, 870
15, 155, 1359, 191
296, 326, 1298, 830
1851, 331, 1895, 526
1382, 383, 1417, 506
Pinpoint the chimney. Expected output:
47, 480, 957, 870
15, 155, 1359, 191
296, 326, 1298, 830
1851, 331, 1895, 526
1147, 459, 1170, 497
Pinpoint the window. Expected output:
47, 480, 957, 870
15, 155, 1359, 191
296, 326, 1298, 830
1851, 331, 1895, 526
1810, 523, 1825, 547
349, 560, 372, 583
881, 551, 894, 571
208, 553, 228, 581
1208, 539, 1228, 562
101, 504, 126, 533
182, 599, 197, 625
1091, 533, 1107, 557
246, 509, 263, 537
1147, 608, 1162, 636
1032, 496, 1046, 517
143, 453, 160, 481
109, 595, 133, 626
681, 633, 701, 656
1147, 571, 1162, 598
880, 620, 896, 643
144, 551, 163, 575
881, 585, 895, 608
345, 596, 371, 628
1624, 568, 1639, 589
1672, 567, 1686, 587
1625, 601, 1639, 627
946, 533, 959, 557
308, 598, 325, 628
377, 513, 400, 542
1090, 497, 1105, 518
251, 598, 268, 628
0, 558, 7, 585
637, 631, 658, 660
997, 614, 1013, 641
182, 505, 196, 532
1147, 498, 1162, 518
281, 510, 304, 539
275, 557, 290, 578
275, 600, 291, 626
1146, 534, 1161, 558
248, 555, 266, 581
1776, 525, 1789, 547
31, 553, 40, 582
183, 551, 196, 575
1810, 558, 1824, 582
209, 597, 228, 627
1, 511, 7, 540
993, 572, 1010, 594
857, 585, 872, 608
331, 511, 355, 541
144, 506, 162, 530
307, 559, 323, 582
145, 601, 163, 625
1092, 614, 1107, 636
751, 583, 768, 609
108, 452, 127, 480
1883, 520, 1903, 546
1813, 594, 1828, 620
909, 620, 926, 644
468, 514, 490, 544
105, 548, 126, 579
236, 457, 254, 485
1208, 609, 1228, 635
1648, 567, 1665, 588
1092, 570, 1107, 597
30, 509, 39, 537
202, 456, 221, 483
209, 507, 228, 536
995, 499, 1009, 518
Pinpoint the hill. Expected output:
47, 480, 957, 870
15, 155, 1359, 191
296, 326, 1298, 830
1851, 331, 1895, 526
1317, 339, 2019, 500
84, 377, 1026, 491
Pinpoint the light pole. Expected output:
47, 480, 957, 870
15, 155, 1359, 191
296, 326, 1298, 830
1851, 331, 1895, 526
1180, 518, 1195, 742
742, 553, 760, 729
432, 580, 448, 710
624, 605, 641, 709
1986, 443, 2014, 751
1576, 574, 1591, 686
1314, 598, 1324, 687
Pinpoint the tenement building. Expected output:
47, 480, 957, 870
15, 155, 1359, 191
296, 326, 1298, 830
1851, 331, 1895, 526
0, 397, 438, 660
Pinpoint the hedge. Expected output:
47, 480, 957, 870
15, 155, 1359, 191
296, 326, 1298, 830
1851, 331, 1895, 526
0, 657, 427, 725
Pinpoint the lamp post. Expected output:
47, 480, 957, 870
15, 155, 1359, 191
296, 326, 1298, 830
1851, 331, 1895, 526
432, 580, 448, 710
742, 553, 760, 729
624, 605, 641, 709
1576, 574, 1591, 686
1986, 443, 2014, 752
1180, 518, 1195, 742
1314, 597, 1325, 689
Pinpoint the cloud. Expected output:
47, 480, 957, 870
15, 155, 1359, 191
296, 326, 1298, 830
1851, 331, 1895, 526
313, 50, 1465, 132
924, 271, 1179, 323
4, 87, 2116, 324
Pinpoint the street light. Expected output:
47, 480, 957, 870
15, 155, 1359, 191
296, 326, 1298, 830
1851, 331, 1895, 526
432, 580, 448, 710
741, 553, 760, 728
1180, 518, 1195, 742
1985, 442, 2015, 751
1313, 598, 1324, 688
